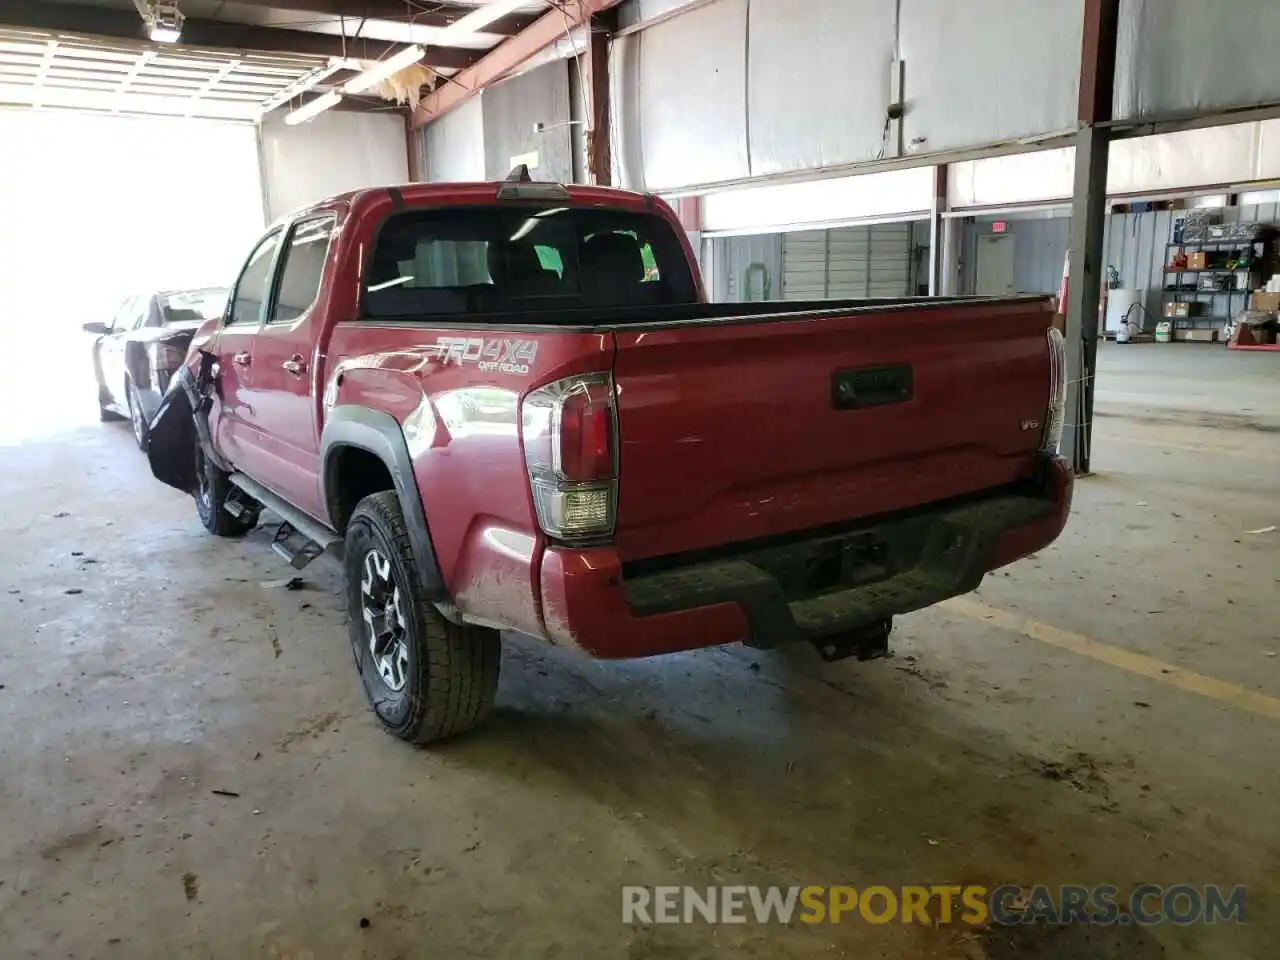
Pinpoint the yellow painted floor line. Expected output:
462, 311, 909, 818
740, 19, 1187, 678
940, 595, 1280, 723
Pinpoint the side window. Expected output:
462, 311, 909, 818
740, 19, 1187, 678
269, 217, 335, 324
132, 298, 153, 330
145, 298, 167, 327
109, 296, 135, 332
228, 230, 283, 326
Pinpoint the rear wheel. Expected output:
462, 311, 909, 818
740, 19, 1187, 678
345, 490, 500, 744
194, 442, 258, 537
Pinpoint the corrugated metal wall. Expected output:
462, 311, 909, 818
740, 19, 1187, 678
482, 60, 573, 182
422, 61, 574, 184
634, 0, 750, 189
423, 95, 486, 182
747, 0, 896, 177
1115, 0, 1280, 121
898, 0, 1082, 154
611, 0, 1280, 193
959, 216, 1072, 297
260, 110, 408, 221
710, 233, 783, 302
960, 202, 1280, 325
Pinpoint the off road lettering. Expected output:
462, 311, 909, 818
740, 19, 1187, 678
435, 336, 538, 375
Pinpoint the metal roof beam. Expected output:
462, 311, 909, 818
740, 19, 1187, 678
410, 0, 624, 129
0, 1, 482, 69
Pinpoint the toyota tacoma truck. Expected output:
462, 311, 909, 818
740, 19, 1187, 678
146, 170, 1073, 744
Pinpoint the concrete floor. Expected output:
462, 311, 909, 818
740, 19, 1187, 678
1, 343, 1276, 959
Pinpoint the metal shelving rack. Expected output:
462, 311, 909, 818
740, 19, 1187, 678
1162, 237, 1269, 330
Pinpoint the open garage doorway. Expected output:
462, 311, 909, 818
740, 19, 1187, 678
0, 108, 263, 442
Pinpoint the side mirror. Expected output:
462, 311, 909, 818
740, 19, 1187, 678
82, 322, 110, 335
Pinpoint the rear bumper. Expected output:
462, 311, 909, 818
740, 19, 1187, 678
539, 455, 1073, 659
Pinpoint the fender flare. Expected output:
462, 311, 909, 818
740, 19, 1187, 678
320, 406, 448, 602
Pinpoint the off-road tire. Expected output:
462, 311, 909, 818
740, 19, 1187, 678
345, 490, 500, 744
194, 441, 258, 537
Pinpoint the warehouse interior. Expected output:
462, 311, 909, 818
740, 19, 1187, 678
1, 1, 1278, 957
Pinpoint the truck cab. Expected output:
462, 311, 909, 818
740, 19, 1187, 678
148, 173, 1072, 745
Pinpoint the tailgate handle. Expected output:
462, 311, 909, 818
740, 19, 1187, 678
832, 364, 913, 410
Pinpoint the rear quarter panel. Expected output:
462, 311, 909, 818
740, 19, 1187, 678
323, 322, 614, 638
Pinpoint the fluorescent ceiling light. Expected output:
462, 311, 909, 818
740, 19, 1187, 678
258, 59, 350, 118
285, 90, 341, 125
342, 45, 425, 95
280, 0, 525, 124
148, 23, 181, 43
439, 0, 531, 38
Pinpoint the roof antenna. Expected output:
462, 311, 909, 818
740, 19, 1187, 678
506, 164, 533, 183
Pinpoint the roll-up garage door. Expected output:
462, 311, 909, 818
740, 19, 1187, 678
867, 223, 913, 296
826, 227, 870, 297
780, 231, 829, 300
782, 223, 914, 299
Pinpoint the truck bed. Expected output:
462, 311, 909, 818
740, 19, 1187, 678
360, 294, 1052, 331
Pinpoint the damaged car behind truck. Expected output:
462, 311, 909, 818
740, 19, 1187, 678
147, 172, 1074, 744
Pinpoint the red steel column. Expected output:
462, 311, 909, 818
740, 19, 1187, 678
585, 12, 615, 186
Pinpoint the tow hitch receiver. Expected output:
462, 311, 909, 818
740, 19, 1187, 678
812, 618, 893, 662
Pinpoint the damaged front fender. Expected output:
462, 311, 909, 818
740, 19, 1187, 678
146, 349, 226, 494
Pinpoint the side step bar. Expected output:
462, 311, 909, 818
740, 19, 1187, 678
228, 473, 341, 569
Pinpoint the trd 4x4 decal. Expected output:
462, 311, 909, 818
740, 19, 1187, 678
433, 337, 539, 375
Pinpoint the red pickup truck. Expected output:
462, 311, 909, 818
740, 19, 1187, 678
147, 171, 1072, 744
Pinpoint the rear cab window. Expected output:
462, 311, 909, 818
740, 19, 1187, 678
362, 204, 697, 320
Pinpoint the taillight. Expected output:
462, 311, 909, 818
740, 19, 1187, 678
558, 385, 615, 481
521, 373, 618, 542
1041, 326, 1066, 454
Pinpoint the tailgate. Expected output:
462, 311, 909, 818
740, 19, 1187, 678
611, 299, 1054, 562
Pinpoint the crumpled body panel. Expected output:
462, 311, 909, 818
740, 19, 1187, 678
146, 350, 222, 494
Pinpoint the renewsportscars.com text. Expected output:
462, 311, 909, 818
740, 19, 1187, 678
622, 884, 1246, 926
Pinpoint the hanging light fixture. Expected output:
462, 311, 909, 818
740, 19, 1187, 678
342, 45, 426, 95
133, 0, 184, 43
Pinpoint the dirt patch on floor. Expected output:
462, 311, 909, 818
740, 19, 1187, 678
1095, 407, 1280, 434
1020, 751, 1112, 798
278, 710, 343, 750
981, 921, 1166, 959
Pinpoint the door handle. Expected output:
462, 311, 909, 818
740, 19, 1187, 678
282, 354, 307, 376
232, 352, 252, 367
